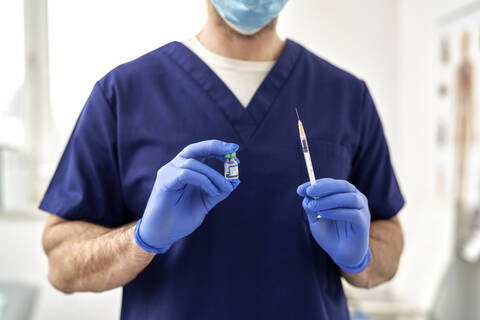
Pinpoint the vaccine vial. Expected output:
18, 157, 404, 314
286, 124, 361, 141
224, 152, 239, 180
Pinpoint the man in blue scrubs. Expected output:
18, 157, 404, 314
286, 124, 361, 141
41, 1, 404, 319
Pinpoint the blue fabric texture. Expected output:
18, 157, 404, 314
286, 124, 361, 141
39, 39, 404, 320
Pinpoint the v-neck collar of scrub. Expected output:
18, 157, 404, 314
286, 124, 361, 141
163, 38, 303, 145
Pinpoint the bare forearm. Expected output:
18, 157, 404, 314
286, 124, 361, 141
342, 216, 403, 288
43, 216, 154, 293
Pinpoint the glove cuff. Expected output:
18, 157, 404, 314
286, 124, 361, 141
336, 248, 371, 274
134, 219, 170, 254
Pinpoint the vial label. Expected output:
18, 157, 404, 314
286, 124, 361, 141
225, 163, 239, 180
228, 165, 238, 176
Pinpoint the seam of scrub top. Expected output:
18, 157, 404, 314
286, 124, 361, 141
183, 36, 276, 72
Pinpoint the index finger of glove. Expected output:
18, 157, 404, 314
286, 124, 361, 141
306, 178, 356, 198
297, 181, 311, 196
173, 157, 232, 194
179, 140, 238, 160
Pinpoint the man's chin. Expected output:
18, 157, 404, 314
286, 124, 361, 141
216, 16, 277, 39
223, 21, 263, 37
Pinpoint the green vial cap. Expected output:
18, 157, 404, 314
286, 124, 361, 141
224, 153, 231, 159
231, 152, 236, 158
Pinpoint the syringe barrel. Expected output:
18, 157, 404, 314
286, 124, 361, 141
300, 137, 309, 153
300, 136, 316, 185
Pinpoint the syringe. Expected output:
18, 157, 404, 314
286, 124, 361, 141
296, 108, 316, 186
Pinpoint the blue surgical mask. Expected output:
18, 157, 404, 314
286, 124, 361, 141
211, 0, 289, 35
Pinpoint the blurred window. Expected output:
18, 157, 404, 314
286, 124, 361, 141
0, 1, 28, 213
0, 1, 25, 148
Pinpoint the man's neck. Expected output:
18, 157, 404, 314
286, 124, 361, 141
196, 5, 285, 62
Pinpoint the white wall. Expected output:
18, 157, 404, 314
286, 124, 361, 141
1, 1, 408, 319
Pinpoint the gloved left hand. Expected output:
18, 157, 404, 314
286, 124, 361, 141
297, 178, 371, 273
135, 140, 240, 254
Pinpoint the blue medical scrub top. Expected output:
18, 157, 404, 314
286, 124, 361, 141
40, 39, 404, 319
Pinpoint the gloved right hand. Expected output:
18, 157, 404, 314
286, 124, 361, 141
134, 140, 240, 253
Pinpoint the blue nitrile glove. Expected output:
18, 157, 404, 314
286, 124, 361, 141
297, 178, 371, 273
134, 140, 240, 254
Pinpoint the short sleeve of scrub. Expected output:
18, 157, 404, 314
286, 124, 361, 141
39, 82, 126, 227
349, 82, 405, 220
